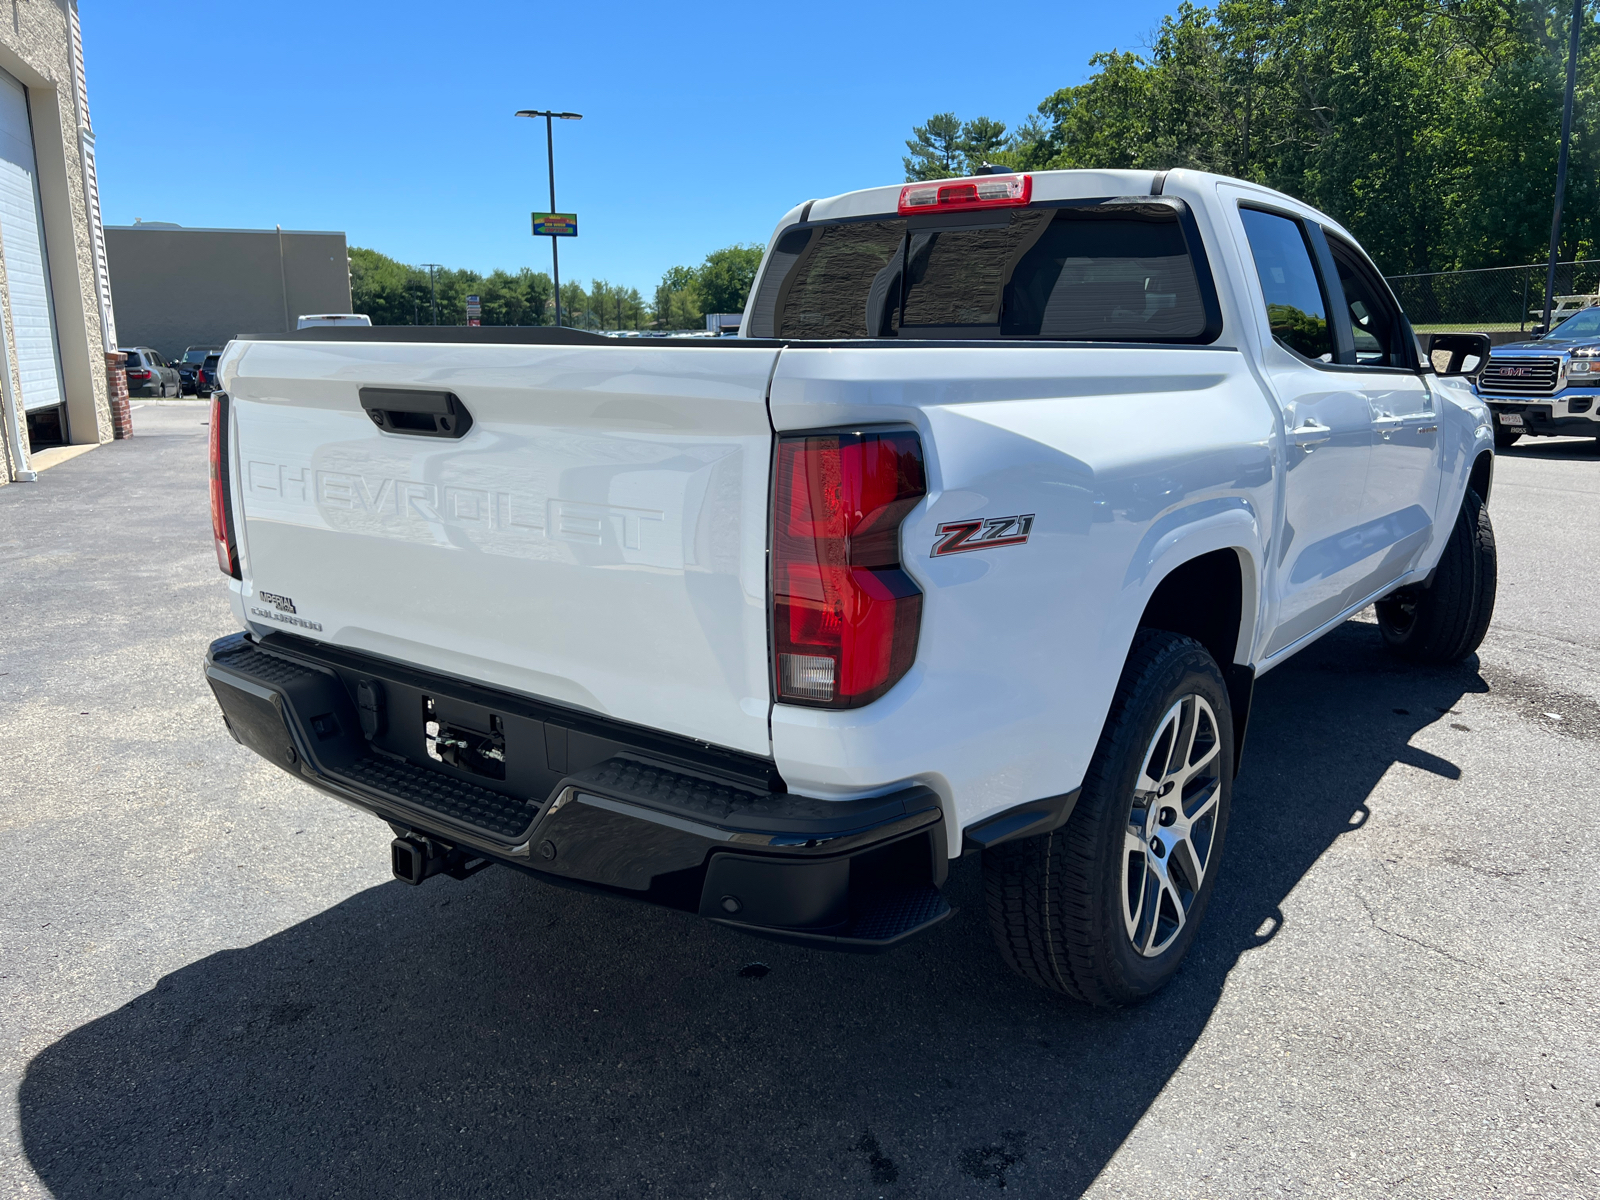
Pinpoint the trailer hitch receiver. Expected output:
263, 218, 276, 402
390, 835, 492, 885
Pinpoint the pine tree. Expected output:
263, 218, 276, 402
903, 113, 965, 180
961, 117, 1011, 172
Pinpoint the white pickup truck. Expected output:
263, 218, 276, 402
203, 168, 1498, 1006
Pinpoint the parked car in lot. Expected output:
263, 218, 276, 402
176, 346, 222, 395
121, 347, 180, 397
195, 353, 223, 398
201, 168, 1497, 1006
1476, 307, 1600, 448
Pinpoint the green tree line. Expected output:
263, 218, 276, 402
350, 242, 764, 330
903, 0, 1600, 274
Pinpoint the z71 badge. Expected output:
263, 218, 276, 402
931, 514, 1035, 556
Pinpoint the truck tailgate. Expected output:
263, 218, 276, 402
224, 340, 779, 757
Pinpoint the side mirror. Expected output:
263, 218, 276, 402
1529, 323, 1548, 338
1427, 332, 1491, 378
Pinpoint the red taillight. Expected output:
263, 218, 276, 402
209, 393, 239, 578
898, 173, 1031, 214
772, 430, 926, 708
126, 368, 151, 381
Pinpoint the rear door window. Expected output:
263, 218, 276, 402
748, 201, 1217, 342
1238, 208, 1334, 362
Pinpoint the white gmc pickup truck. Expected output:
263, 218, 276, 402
203, 168, 1498, 1005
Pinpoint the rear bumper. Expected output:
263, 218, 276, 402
204, 633, 951, 951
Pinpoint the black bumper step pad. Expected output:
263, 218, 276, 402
207, 634, 538, 844
338, 754, 537, 842
568, 758, 768, 823
566, 756, 928, 840
211, 635, 321, 689
848, 884, 952, 943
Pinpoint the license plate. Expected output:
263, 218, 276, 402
1498, 413, 1524, 427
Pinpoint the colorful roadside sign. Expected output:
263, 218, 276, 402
465, 294, 481, 327
531, 212, 578, 237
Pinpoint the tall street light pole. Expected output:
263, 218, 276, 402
1542, 0, 1585, 332
516, 109, 582, 328
420, 263, 442, 325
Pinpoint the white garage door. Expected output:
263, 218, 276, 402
0, 67, 65, 414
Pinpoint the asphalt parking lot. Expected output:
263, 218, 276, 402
1, 404, 1597, 1198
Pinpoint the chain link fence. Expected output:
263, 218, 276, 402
1386, 259, 1600, 332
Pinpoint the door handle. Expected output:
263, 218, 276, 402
359, 387, 474, 438
1372, 412, 1403, 441
1289, 419, 1332, 448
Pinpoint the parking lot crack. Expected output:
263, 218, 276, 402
1348, 887, 1585, 1014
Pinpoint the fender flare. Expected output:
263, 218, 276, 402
1122, 499, 1263, 666
1119, 500, 1263, 775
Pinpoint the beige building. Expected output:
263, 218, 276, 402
0, 1, 116, 486
104, 224, 352, 360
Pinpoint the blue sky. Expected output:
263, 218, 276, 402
83, 1, 1179, 294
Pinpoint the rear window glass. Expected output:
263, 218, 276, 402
774, 220, 904, 339
1003, 208, 1207, 339
903, 213, 1051, 330
749, 202, 1214, 342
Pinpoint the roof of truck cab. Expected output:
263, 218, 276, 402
799, 168, 1349, 242
803, 170, 1163, 223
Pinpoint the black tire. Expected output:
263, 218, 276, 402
1375, 487, 1496, 663
984, 630, 1233, 1006
1492, 427, 1521, 449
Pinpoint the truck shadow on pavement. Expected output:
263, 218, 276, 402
19, 621, 1485, 1199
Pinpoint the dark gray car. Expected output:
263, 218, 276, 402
122, 347, 181, 398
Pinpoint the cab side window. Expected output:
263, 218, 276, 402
1239, 208, 1333, 362
1325, 235, 1410, 369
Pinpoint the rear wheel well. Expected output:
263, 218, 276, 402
1469, 449, 1493, 505
1137, 549, 1244, 671
1136, 548, 1253, 775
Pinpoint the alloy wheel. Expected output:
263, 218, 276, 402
1122, 693, 1223, 957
